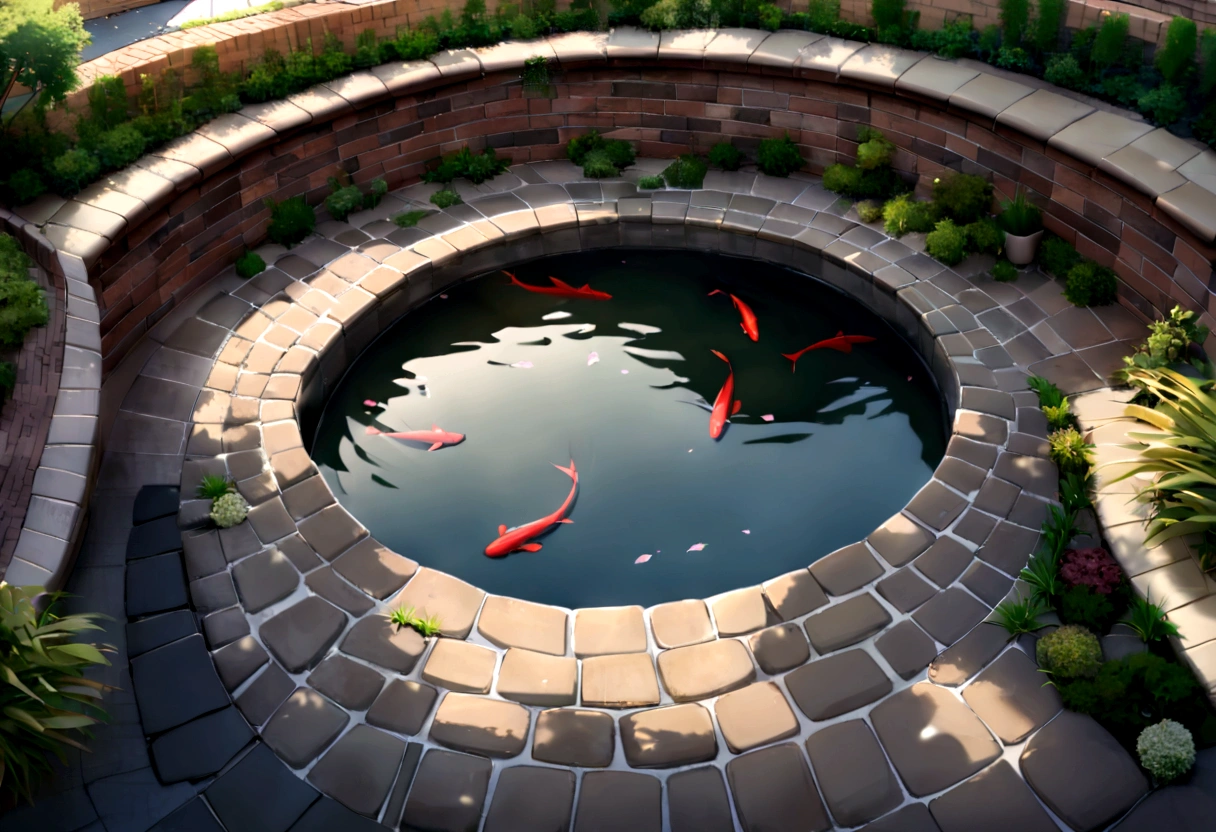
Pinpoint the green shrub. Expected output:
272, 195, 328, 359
1039, 235, 1081, 277
49, 149, 101, 196
756, 133, 803, 177
353, 29, 382, 70
393, 210, 432, 227
978, 24, 1002, 58
856, 200, 883, 223
1045, 53, 1087, 90
365, 178, 388, 209
882, 195, 936, 237
925, 219, 968, 265
662, 154, 708, 189
1093, 12, 1130, 69
1049, 426, 1094, 475
566, 131, 634, 174
1032, 0, 1066, 53
1057, 653, 1204, 744
1138, 84, 1187, 126
999, 0, 1029, 46
0, 584, 112, 804
855, 127, 895, 170
757, 2, 782, 30
1138, 720, 1195, 782
823, 164, 862, 196
1043, 401, 1074, 430
992, 259, 1018, 282
1036, 624, 1103, 679
640, 0, 679, 28
965, 218, 1004, 255
1156, 17, 1197, 84
997, 189, 1043, 236
709, 141, 743, 171
582, 149, 619, 179
325, 178, 365, 222
1116, 305, 1208, 381
932, 172, 993, 223
5, 170, 46, 206
235, 251, 266, 279
93, 124, 147, 172
1028, 374, 1066, 408
1127, 594, 1182, 642
1065, 260, 1118, 306
1058, 584, 1118, 632
423, 146, 510, 185
996, 46, 1034, 72
0, 360, 14, 399
567, 130, 605, 166
430, 188, 463, 208
263, 196, 315, 248
638, 175, 665, 190
603, 139, 636, 170
0, 236, 49, 348
871, 0, 906, 30
1202, 29, 1216, 95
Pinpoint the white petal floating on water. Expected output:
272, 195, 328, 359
623, 346, 684, 361
621, 369, 629, 374
742, 530, 751, 534
761, 414, 775, 422
687, 543, 706, 552
511, 361, 534, 369
587, 351, 600, 366
543, 311, 573, 320
634, 554, 652, 564
618, 322, 662, 335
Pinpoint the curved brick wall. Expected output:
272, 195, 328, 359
16, 28, 1216, 376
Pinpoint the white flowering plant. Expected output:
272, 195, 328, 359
1136, 719, 1195, 782
210, 491, 249, 528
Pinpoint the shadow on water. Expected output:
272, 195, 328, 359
310, 250, 948, 607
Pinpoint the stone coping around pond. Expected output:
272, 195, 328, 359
93, 160, 1180, 829
1076, 387, 1216, 701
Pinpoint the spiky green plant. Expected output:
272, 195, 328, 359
1042, 504, 1080, 560
0, 584, 112, 803
993, 594, 1050, 636
1126, 593, 1182, 643
1027, 375, 1066, 409
1049, 427, 1094, 476
196, 474, 234, 500
389, 605, 443, 637
1043, 401, 1077, 431
1059, 471, 1094, 514
393, 210, 432, 228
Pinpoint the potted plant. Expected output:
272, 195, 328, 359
997, 189, 1044, 265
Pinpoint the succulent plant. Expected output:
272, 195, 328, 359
210, 491, 249, 528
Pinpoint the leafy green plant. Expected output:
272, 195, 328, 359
48, 149, 100, 196
430, 189, 463, 208
1027, 374, 1066, 409
1020, 551, 1064, 602
992, 259, 1018, 282
1036, 623, 1103, 679
1032, 0, 1066, 53
978, 24, 1001, 59
4, 169, 45, 205
1127, 593, 1182, 643
325, 177, 365, 223
263, 196, 315, 248
582, 149, 619, 179
993, 594, 1049, 636
856, 200, 883, 224
1116, 306, 1209, 388
1138, 719, 1195, 782
931, 172, 993, 224
1093, 12, 1130, 69
1058, 584, 1118, 633
709, 141, 743, 171
93, 124, 147, 172
1044, 53, 1087, 90
1156, 17, 1197, 85
1041, 503, 1080, 562
521, 55, 550, 95
997, 189, 1042, 237
393, 210, 432, 228
0, 235, 48, 348
1043, 400, 1076, 431
637, 175, 665, 190
1038, 234, 1081, 278
925, 219, 968, 266
756, 133, 803, 178
871, 0, 906, 30
1060, 471, 1094, 513
965, 218, 1003, 255
389, 605, 443, 637
1139, 84, 1187, 127
423, 146, 510, 186
196, 474, 235, 500
365, 178, 387, 210
996, 46, 1033, 72
1064, 261, 1118, 307
999, 0, 1029, 46
882, 195, 936, 236
566, 131, 634, 175
855, 126, 895, 171
1049, 427, 1094, 476
235, 251, 265, 279
0, 360, 15, 399
662, 154, 707, 189
1202, 29, 1216, 96
0, 583, 112, 803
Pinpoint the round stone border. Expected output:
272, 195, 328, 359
104, 160, 1164, 829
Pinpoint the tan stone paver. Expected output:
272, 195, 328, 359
748, 623, 811, 674
713, 681, 798, 753
421, 639, 498, 694
477, 596, 568, 655
581, 653, 661, 708
620, 704, 717, 768
532, 708, 615, 767
389, 568, 486, 639
656, 639, 756, 702
649, 600, 714, 648
574, 606, 648, 657
496, 648, 577, 706
429, 693, 530, 758
709, 586, 769, 636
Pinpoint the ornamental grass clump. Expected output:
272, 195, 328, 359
1126, 594, 1182, 643
996, 190, 1042, 237
263, 196, 315, 248
709, 141, 743, 171
1137, 719, 1195, 782
993, 594, 1049, 636
389, 605, 442, 637
1036, 624, 1103, 679
756, 133, 804, 178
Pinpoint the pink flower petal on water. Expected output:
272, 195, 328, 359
512, 361, 534, 369
364, 399, 378, 407
761, 414, 774, 422
687, 543, 706, 552
587, 351, 600, 366
634, 554, 651, 564
440, 294, 448, 299
621, 369, 629, 374
742, 530, 751, 534
907, 376, 913, 381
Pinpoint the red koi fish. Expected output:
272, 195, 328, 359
485, 460, 578, 557
709, 289, 759, 341
503, 270, 612, 301
709, 350, 742, 439
365, 425, 465, 451
781, 331, 877, 372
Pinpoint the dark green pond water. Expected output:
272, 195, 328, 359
311, 250, 946, 608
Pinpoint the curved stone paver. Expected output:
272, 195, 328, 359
23, 157, 1196, 830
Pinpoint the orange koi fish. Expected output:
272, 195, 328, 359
781, 332, 877, 372
365, 425, 465, 451
709, 350, 741, 439
503, 271, 612, 301
709, 289, 759, 341
485, 460, 578, 557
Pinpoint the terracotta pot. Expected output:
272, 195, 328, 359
1004, 230, 1043, 266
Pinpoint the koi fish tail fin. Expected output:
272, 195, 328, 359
732, 400, 742, 415
554, 459, 578, 484
710, 349, 730, 366
365, 426, 383, 435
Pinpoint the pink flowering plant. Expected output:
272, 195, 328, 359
1060, 547, 1123, 595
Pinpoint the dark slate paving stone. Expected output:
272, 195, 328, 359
804, 720, 901, 827
127, 515, 184, 560
206, 744, 320, 832
485, 766, 577, 832
288, 797, 384, 832
147, 796, 224, 831
930, 760, 1055, 832
182, 530, 226, 580
131, 634, 230, 735
126, 551, 188, 618
381, 742, 423, 829
213, 635, 270, 690
400, 749, 492, 832
912, 587, 990, 646
307, 724, 405, 817
0, 784, 97, 832
861, 803, 942, 831
786, 650, 892, 720
726, 743, 830, 832
202, 606, 251, 649
263, 688, 350, 769
304, 566, 375, 615
150, 706, 255, 783
875, 620, 938, 680
307, 654, 386, 710
133, 485, 181, 525
86, 767, 199, 832
339, 613, 426, 673
573, 770, 663, 832
1112, 784, 1216, 831
260, 596, 347, 673
189, 572, 237, 613
667, 766, 734, 832
235, 662, 295, 727
232, 548, 300, 613
127, 610, 198, 658
929, 624, 1011, 686
366, 679, 438, 736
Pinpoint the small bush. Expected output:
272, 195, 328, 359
393, 210, 432, 227
263, 196, 315, 248
965, 219, 1004, 255
823, 164, 862, 196
882, 195, 936, 237
1043, 401, 1075, 431
932, 172, 993, 224
1027, 374, 1066, 408
757, 2, 782, 30
1059, 585, 1118, 632
855, 127, 895, 171
1036, 624, 1103, 679
640, 0, 679, 28
1045, 54, 1087, 90
567, 130, 604, 166
1061, 546, 1123, 595
0, 361, 15, 399
430, 189, 463, 208
4, 170, 46, 206
0, 236, 49, 348
709, 141, 743, 171
1033, 0, 1066, 53
996, 46, 1034, 72
365, 178, 388, 209
602, 139, 636, 171
423, 146, 510, 186
1202, 29, 1216, 95
1000, 0, 1029, 46
211, 492, 248, 528
756, 133, 803, 178
567, 131, 634, 175
1093, 13, 1130, 69
871, 0, 906, 30
94, 124, 147, 172
235, 251, 265, 279
1049, 426, 1094, 475
49, 149, 101, 196
925, 219, 968, 266
1057, 653, 1201, 741
662, 154, 708, 189
1039, 235, 1081, 277
992, 260, 1018, 282
638, 175, 665, 190
1138, 84, 1187, 127
1138, 720, 1196, 782
1156, 17, 1197, 84
856, 200, 884, 224
325, 178, 365, 223
1065, 261, 1118, 306
582, 150, 619, 179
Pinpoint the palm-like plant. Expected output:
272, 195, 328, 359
993, 594, 1050, 636
0, 583, 111, 802
1111, 367, 1216, 547
1126, 593, 1181, 643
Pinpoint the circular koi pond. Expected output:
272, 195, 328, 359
311, 250, 947, 608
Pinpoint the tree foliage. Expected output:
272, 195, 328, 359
0, 0, 89, 125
